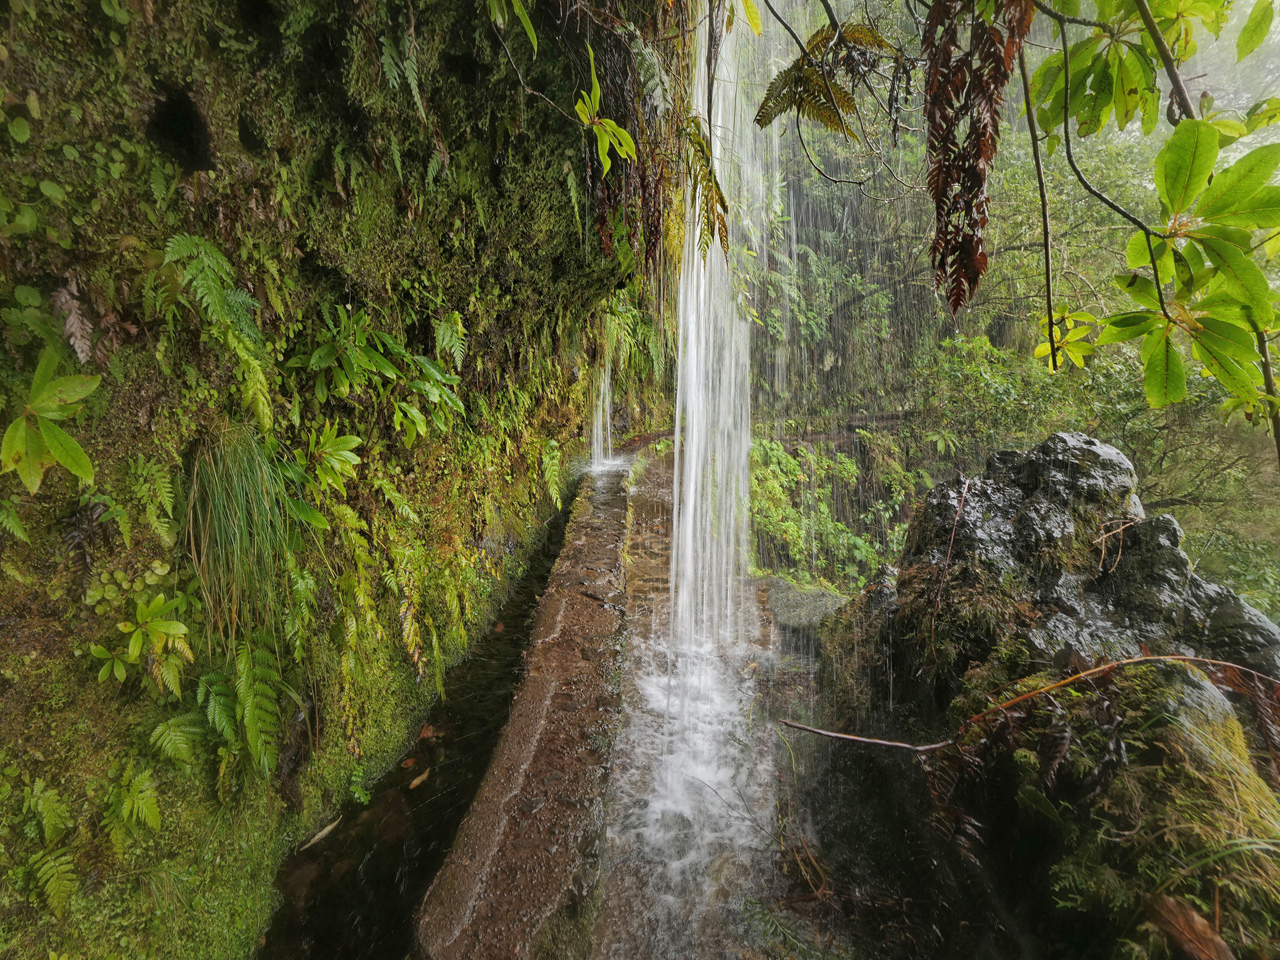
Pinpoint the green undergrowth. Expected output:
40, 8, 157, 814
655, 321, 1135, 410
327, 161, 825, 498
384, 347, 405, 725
0, 0, 677, 955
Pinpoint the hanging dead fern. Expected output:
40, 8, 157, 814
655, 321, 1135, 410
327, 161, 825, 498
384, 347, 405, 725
922, 0, 1035, 314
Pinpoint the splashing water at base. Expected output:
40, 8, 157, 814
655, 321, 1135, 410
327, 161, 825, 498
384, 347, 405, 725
592, 15, 777, 957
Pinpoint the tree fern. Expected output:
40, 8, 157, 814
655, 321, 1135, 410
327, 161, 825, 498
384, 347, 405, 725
29, 848, 75, 917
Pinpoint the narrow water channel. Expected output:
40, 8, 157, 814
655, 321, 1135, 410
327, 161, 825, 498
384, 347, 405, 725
257, 500, 572, 960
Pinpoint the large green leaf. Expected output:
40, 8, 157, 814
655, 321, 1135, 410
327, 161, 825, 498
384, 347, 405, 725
1238, 0, 1274, 61
1142, 331, 1187, 407
1155, 120, 1219, 217
1, 418, 27, 474
17, 425, 49, 494
1192, 340, 1257, 398
1196, 144, 1280, 220
1203, 185, 1280, 228
30, 374, 101, 418
740, 0, 763, 35
1197, 235, 1274, 322
1196, 317, 1262, 360
509, 0, 537, 54
38, 416, 94, 483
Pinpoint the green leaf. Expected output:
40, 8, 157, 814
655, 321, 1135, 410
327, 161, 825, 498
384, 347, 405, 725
1196, 144, 1280, 221
17, 425, 48, 494
1198, 235, 1274, 323
1192, 339, 1258, 398
740, 0, 763, 35
356, 344, 398, 379
30, 348, 62, 400
587, 43, 601, 113
1114, 272, 1163, 311
1143, 330, 1187, 407
1097, 318, 1158, 344
1155, 119, 1219, 217
1196, 316, 1262, 360
1238, 0, 1274, 60
308, 343, 338, 370
8, 117, 30, 143
286, 495, 329, 529
594, 124, 612, 177
39, 181, 66, 205
31, 374, 101, 415
1202, 185, 1280, 229
1, 417, 26, 474
38, 417, 94, 483
1125, 233, 1173, 280
509, 0, 537, 54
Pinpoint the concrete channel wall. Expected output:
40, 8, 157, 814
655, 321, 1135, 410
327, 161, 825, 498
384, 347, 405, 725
412, 465, 631, 960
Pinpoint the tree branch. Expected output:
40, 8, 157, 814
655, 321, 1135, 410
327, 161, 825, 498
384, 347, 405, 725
1130, 0, 1197, 122
1019, 49, 1058, 372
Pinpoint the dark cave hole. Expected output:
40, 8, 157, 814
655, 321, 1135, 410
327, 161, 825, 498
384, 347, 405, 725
146, 88, 215, 173
238, 112, 267, 155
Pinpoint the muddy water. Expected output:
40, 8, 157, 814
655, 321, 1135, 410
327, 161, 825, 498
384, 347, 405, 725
257, 504, 570, 960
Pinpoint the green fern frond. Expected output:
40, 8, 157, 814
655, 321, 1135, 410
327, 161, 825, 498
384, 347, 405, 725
29, 848, 75, 917
197, 670, 238, 743
373, 477, 420, 523
23, 780, 72, 845
235, 640, 281, 775
434, 311, 466, 371
0, 497, 29, 543
150, 713, 204, 765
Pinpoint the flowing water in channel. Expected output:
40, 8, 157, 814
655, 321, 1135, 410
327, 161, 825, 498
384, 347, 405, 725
590, 16, 781, 955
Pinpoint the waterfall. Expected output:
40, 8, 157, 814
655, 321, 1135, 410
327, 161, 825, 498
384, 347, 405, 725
593, 11, 777, 957
590, 361, 616, 470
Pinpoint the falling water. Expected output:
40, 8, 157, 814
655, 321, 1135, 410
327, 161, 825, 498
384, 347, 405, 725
590, 361, 617, 470
592, 13, 777, 957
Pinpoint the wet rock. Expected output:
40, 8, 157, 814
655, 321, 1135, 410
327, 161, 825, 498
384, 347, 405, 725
819, 432, 1280, 958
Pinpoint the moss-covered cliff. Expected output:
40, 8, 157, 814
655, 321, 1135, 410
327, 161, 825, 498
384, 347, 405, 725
0, 1, 678, 955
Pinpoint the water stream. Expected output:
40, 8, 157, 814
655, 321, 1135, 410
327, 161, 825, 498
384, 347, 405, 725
590, 15, 780, 955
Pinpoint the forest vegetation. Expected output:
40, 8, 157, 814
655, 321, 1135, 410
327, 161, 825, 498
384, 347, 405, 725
0, 0, 1277, 955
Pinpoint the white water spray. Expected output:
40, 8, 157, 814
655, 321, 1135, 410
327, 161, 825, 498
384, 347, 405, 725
590, 361, 618, 471
593, 13, 778, 957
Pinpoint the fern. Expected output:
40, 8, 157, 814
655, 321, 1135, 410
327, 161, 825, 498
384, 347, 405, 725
754, 21, 889, 132
29, 848, 75, 917
374, 477, 420, 523
101, 763, 161, 855
541, 440, 562, 510
150, 713, 204, 766
164, 234, 272, 432
197, 670, 237, 743
685, 118, 729, 261
284, 551, 317, 663
235, 640, 281, 776
433, 311, 466, 371
0, 496, 28, 543
22, 780, 71, 845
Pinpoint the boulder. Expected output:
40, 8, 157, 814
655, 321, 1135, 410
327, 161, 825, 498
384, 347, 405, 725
819, 432, 1280, 958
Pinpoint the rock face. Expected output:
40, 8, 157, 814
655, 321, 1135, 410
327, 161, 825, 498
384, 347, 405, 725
819, 433, 1280, 959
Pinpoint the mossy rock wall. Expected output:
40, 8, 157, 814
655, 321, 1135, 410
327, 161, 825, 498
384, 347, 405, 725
0, 1, 677, 956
